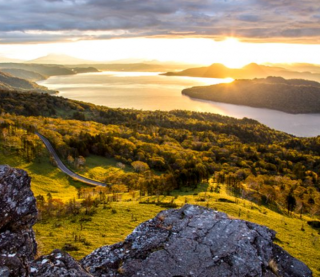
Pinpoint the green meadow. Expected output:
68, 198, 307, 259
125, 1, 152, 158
1, 151, 319, 276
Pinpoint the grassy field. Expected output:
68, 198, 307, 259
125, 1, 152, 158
71, 155, 134, 182
1, 152, 319, 276
32, 182, 320, 275
0, 151, 87, 202
34, 202, 164, 259
71, 154, 162, 182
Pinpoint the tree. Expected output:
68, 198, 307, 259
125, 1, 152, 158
75, 155, 86, 168
116, 162, 126, 170
131, 161, 149, 173
286, 193, 296, 214
67, 155, 75, 165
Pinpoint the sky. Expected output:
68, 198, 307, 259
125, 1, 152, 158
0, 0, 320, 66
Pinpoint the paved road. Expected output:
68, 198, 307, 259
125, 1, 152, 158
36, 132, 108, 187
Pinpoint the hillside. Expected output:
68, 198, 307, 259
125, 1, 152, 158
0, 71, 56, 93
0, 90, 319, 274
1, 68, 46, 81
182, 76, 320, 114
163, 63, 320, 82
0, 171, 312, 277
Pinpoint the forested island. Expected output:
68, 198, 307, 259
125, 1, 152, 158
182, 76, 320, 114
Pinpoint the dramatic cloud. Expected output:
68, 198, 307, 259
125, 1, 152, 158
0, 0, 319, 43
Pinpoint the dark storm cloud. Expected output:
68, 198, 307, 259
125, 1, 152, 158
0, 0, 319, 43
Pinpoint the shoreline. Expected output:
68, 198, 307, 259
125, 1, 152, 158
37, 72, 320, 138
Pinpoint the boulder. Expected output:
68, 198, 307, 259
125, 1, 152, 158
81, 204, 312, 277
0, 165, 38, 277
0, 165, 37, 231
30, 250, 92, 277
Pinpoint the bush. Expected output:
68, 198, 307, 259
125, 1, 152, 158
307, 221, 320, 229
62, 243, 79, 251
217, 198, 235, 203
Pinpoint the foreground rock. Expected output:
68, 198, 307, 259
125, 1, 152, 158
30, 250, 92, 277
81, 204, 312, 277
0, 165, 38, 277
0, 165, 313, 276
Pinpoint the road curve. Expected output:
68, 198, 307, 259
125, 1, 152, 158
36, 132, 108, 187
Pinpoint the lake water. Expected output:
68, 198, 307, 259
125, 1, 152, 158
39, 71, 320, 137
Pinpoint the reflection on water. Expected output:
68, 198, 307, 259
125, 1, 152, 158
39, 72, 320, 137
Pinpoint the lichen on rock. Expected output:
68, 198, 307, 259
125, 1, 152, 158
81, 204, 312, 277
0, 165, 38, 277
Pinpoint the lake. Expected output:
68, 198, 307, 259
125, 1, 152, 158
39, 71, 320, 137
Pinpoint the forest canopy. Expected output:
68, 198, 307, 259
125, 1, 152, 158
0, 89, 319, 216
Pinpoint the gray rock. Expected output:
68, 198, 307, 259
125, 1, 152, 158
0, 229, 37, 260
0, 255, 29, 277
81, 204, 312, 277
30, 250, 92, 277
0, 165, 38, 276
0, 165, 37, 231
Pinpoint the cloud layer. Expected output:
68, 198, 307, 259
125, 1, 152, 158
0, 0, 319, 43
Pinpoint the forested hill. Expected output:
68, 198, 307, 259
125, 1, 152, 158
182, 76, 320, 114
0, 89, 291, 144
0, 71, 56, 94
0, 89, 320, 215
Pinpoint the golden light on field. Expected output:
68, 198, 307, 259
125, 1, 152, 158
1, 37, 320, 67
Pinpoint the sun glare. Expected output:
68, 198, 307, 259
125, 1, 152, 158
1, 37, 320, 68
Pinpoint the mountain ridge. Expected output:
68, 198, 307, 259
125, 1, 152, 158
164, 62, 320, 82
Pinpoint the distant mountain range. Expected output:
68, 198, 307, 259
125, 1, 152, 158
163, 63, 320, 82
182, 76, 320, 114
24, 54, 199, 71
264, 63, 320, 74
0, 63, 99, 81
27, 54, 96, 65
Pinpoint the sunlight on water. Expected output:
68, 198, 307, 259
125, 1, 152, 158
39, 72, 320, 137
101, 71, 164, 77
179, 76, 234, 85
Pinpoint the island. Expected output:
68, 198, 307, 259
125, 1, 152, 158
182, 76, 320, 114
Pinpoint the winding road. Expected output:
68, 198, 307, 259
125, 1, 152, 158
36, 132, 108, 187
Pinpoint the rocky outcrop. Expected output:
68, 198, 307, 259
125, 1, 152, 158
0, 165, 313, 276
30, 250, 92, 277
81, 204, 312, 277
0, 165, 38, 277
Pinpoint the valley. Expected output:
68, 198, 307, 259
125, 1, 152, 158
0, 88, 320, 274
